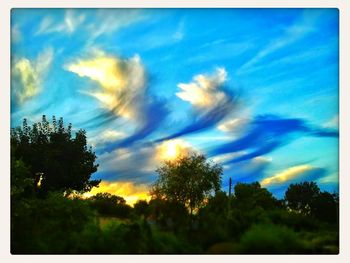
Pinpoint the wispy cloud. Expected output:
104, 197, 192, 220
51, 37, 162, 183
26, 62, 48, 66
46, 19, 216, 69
86, 9, 147, 44
210, 114, 338, 164
323, 115, 339, 128
261, 164, 326, 187
11, 24, 22, 43
36, 9, 86, 35
65, 50, 169, 150
156, 68, 237, 142
217, 118, 249, 133
12, 47, 53, 105
172, 19, 185, 41
237, 9, 323, 74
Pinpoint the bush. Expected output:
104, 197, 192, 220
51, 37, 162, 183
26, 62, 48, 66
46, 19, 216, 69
237, 223, 305, 254
11, 193, 97, 254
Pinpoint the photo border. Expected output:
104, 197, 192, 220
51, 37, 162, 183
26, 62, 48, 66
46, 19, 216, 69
1, 1, 349, 262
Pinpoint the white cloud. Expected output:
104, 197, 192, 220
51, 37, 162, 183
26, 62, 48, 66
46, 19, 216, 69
172, 20, 185, 41
86, 9, 146, 44
11, 24, 21, 43
217, 118, 248, 132
12, 48, 54, 104
89, 130, 126, 148
211, 151, 246, 164
176, 68, 228, 108
36, 10, 86, 35
324, 115, 339, 128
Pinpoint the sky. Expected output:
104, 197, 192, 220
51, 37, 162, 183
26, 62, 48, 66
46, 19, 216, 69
11, 8, 339, 204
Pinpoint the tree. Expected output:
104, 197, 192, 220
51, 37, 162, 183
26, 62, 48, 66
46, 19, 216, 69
88, 193, 131, 218
310, 191, 338, 224
284, 181, 320, 215
151, 153, 222, 214
233, 182, 280, 210
11, 115, 100, 195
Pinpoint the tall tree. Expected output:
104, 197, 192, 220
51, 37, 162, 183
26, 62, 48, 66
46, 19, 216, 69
284, 181, 320, 215
151, 153, 222, 214
11, 115, 100, 195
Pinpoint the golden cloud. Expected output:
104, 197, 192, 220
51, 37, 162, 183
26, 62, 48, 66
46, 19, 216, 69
83, 181, 150, 206
12, 48, 53, 104
176, 68, 227, 108
155, 139, 193, 162
260, 165, 315, 187
65, 52, 145, 120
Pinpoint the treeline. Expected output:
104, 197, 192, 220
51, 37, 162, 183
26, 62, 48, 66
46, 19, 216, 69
11, 116, 339, 254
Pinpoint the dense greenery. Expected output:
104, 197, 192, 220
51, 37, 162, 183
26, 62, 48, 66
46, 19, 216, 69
151, 153, 222, 214
11, 117, 339, 254
11, 116, 100, 195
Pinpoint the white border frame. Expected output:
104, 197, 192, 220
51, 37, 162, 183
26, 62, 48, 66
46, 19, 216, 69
1, 1, 349, 262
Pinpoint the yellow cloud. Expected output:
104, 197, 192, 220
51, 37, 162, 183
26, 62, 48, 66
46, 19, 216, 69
12, 48, 53, 104
176, 68, 227, 108
66, 52, 145, 120
261, 165, 315, 187
83, 181, 150, 206
156, 139, 192, 162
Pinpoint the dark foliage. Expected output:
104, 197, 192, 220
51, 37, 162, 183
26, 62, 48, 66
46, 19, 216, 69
88, 193, 132, 218
11, 116, 100, 195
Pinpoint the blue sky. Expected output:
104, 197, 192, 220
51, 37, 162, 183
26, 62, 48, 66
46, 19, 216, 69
11, 8, 339, 202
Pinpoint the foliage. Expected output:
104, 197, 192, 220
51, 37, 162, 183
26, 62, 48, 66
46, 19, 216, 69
10, 119, 339, 254
11, 115, 100, 195
232, 182, 281, 210
133, 200, 150, 218
148, 198, 190, 232
285, 181, 320, 214
285, 182, 338, 223
151, 153, 222, 214
88, 193, 132, 218
11, 192, 97, 254
236, 223, 304, 254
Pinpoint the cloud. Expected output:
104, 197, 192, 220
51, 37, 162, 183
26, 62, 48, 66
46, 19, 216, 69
95, 144, 158, 184
260, 164, 326, 187
176, 68, 228, 108
217, 118, 249, 133
237, 9, 323, 74
86, 9, 147, 44
11, 24, 21, 43
65, 50, 169, 151
83, 181, 150, 205
210, 114, 338, 164
172, 19, 185, 41
156, 68, 237, 142
221, 156, 272, 189
324, 115, 339, 128
11, 48, 53, 105
155, 139, 194, 162
89, 129, 126, 148
36, 9, 86, 35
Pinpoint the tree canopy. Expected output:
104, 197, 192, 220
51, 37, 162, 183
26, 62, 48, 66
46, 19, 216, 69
151, 153, 222, 214
284, 181, 321, 214
11, 115, 100, 195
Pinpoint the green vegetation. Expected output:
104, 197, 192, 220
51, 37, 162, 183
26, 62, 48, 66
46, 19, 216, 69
11, 116, 339, 254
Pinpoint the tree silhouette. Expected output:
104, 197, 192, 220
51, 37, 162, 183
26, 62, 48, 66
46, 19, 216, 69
151, 153, 222, 214
284, 182, 320, 215
11, 115, 100, 195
